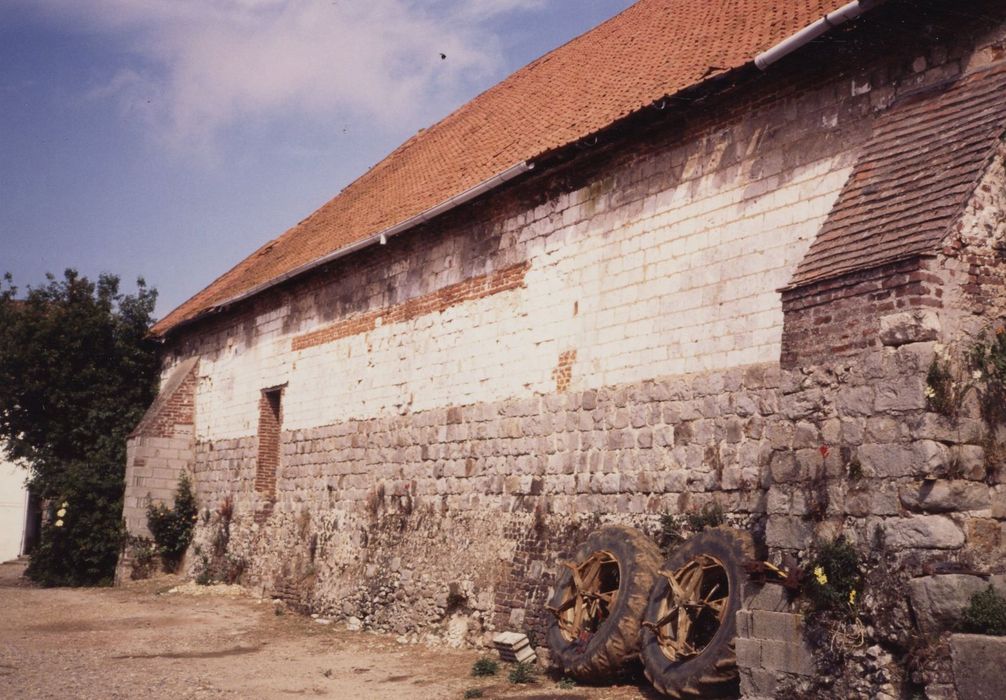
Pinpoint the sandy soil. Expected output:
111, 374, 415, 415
0, 560, 657, 700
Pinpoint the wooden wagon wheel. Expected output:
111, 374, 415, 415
546, 525, 663, 681
646, 553, 729, 661
551, 550, 621, 644
640, 527, 753, 698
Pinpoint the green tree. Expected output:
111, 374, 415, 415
0, 270, 159, 585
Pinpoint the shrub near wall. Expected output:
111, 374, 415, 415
146, 473, 197, 572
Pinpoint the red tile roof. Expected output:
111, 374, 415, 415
789, 63, 1006, 288
154, 0, 855, 336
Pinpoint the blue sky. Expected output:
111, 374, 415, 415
1, 0, 635, 318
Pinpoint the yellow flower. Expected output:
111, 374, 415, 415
54, 519, 64, 528
813, 566, 828, 586
924, 385, 937, 399
56, 508, 66, 518
849, 589, 857, 606
61, 501, 69, 508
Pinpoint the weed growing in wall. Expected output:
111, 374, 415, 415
970, 324, 1006, 426
658, 513, 684, 552
925, 348, 969, 418
804, 537, 862, 615
146, 473, 197, 572
657, 503, 725, 554
685, 502, 725, 531
961, 585, 1006, 635
193, 496, 245, 585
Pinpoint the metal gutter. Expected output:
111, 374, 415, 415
171, 160, 535, 333
754, 0, 880, 70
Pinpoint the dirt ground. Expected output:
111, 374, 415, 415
0, 560, 658, 699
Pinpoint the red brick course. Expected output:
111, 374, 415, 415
292, 261, 530, 351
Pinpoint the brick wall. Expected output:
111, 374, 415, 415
255, 388, 282, 496
136, 366, 197, 438
780, 257, 946, 368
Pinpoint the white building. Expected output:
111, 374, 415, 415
0, 447, 29, 562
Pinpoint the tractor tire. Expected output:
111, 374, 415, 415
640, 526, 754, 699
546, 524, 662, 681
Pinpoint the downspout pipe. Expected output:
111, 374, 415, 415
754, 0, 879, 70
198, 160, 535, 321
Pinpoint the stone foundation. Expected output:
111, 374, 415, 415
181, 339, 1003, 664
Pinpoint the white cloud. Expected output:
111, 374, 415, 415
15, 0, 542, 155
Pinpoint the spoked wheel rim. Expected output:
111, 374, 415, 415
649, 553, 729, 661
552, 550, 622, 644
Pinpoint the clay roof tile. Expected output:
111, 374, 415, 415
154, 0, 856, 336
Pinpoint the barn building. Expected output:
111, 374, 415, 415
123, 1, 1006, 696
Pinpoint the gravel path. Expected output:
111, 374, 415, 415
0, 560, 655, 699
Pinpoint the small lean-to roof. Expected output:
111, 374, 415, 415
154, 0, 855, 336
789, 62, 1006, 288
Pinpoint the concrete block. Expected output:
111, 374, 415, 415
751, 610, 804, 643
745, 583, 793, 612
758, 639, 815, 676
740, 667, 779, 699
735, 637, 762, 669
879, 310, 941, 346
766, 515, 813, 550
736, 609, 754, 638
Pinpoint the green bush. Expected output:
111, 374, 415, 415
25, 473, 127, 586
463, 690, 484, 699
128, 536, 158, 580
961, 586, 1006, 635
804, 537, 861, 613
146, 473, 198, 572
470, 656, 498, 677
507, 662, 536, 684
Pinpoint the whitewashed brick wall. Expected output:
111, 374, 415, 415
188, 144, 853, 441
